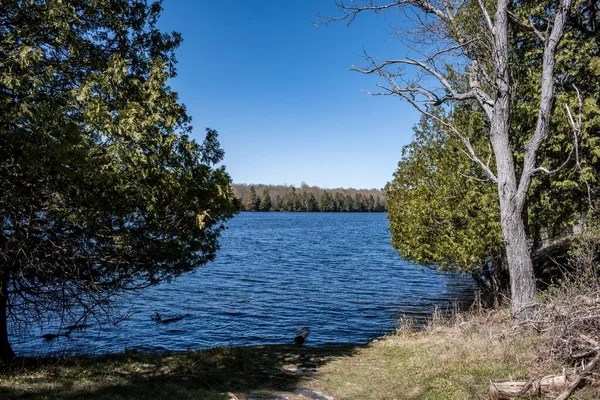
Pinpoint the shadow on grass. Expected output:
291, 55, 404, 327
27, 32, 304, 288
0, 343, 363, 399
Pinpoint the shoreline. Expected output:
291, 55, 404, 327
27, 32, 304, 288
3, 306, 599, 399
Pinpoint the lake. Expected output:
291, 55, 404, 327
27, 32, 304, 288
13, 212, 474, 356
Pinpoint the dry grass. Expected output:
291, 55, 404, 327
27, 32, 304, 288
304, 308, 537, 400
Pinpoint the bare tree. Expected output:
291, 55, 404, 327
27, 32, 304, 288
325, 0, 573, 320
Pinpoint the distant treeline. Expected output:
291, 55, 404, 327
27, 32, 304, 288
233, 183, 387, 212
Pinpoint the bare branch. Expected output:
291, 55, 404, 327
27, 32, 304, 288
531, 148, 573, 175
459, 172, 492, 182
321, 0, 451, 27
424, 38, 478, 63
351, 55, 493, 109
566, 85, 593, 206
476, 0, 493, 32
516, 0, 573, 207
394, 92, 498, 182
507, 10, 546, 42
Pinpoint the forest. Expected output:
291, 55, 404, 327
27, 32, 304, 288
233, 183, 387, 212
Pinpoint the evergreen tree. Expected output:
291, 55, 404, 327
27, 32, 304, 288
334, 192, 345, 212
306, 193, 318, 212
274, 195, 283, 211
318, 191, 334, 211
354, 193, 366, 212
245, 186, 260, 211
0, 0, 237, 360
374, 196, 385, 212
367, 194, 376, 212
259, 189, 272, 211
344, 194, 354, 212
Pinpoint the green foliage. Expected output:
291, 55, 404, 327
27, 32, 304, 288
0, 0, 237, 358
386, 110, 503, 273
511, 0, 600, 241
259, 189, 272, 211
386, 1, 600, 279
234, 184, 387, 212
245, 186, 260, 211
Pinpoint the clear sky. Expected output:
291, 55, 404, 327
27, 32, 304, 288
157, 1, 420, 190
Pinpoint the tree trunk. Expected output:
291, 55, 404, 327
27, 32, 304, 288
499, 199, 537, 319
490, 0, 537, 321
0, 268, 15, 362
491, 113, 537, 320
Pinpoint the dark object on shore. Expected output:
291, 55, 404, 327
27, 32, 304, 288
294, 327, 310, 345
151, 313, 185, 324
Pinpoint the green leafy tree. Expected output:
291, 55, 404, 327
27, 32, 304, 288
374, 196, 384, 212
306, 193, 318, 212
385, 6, 600, 295
330, 0, 588, 319
274, 195, 283, 211
245, 186, 260, 211
333, 192, 346, 212
367, 194, 376, 212
0, 0, 237, 360
318, 191, 335, 211
354, 194, 366, 212
259, 189, 272, 211
386, 111, 505, 293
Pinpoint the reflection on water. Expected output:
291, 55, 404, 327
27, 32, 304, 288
13, 212, 474, 356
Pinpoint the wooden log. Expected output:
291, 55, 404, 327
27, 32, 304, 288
151, 313, 185, 324
294, 327, 310, 345
491, 351, 600, 400
490, 375, 576, 399
554, 352, 600, 400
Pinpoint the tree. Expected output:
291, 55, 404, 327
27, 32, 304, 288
386, 110, 507, 296
245, 186, 260, 211
329, 0, 575, 319
318, 191, 335, 211
259, 189, 272, 211
334, 192, 346, 211
367, 194, 376, 212
306, 193, 318, 212
344, 194, 354, 212
274, 195, 283, 211
0, 0, 238, 360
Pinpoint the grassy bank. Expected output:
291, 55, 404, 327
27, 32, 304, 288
4, 306, 597, 400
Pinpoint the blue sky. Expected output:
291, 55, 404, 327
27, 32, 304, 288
158, 1, 420, 189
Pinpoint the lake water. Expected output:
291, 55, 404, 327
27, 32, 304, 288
13, 212, 474, 356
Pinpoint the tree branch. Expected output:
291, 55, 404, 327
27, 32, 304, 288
476, 0, 494, 32
351, 54, 493, 109
566, 85, 593, 206
392, 90, 498, 182
507, 10, 546, 42
516, 0, 573, 207
322, 0, 451, 27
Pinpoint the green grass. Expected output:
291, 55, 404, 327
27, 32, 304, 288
2, 309, 598, 399
0, 344, 358, 399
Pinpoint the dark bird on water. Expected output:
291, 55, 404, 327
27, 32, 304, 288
294, 327, 310, 345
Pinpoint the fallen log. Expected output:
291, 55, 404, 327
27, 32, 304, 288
554, 352, 600, 400
491, 352, 600, 400
294, 327, 310, 345
490, 375, 577, 399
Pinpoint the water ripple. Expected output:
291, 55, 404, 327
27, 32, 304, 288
13, 212, 474, 356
